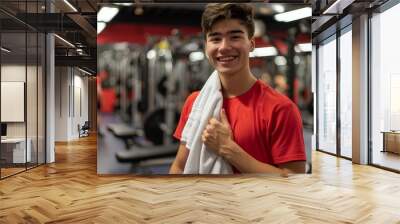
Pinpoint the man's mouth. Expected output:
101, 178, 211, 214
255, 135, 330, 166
217, 56, 238, 62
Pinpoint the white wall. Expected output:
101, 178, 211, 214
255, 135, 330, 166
71, 69, 89, 139
1, 65, 26, 81
81, 75, 89, 123
54, 67, 89, 141
1, 82, 25, 122
55, 67, 69, 141
1, 65, 27, 138
1, 63, 46, 164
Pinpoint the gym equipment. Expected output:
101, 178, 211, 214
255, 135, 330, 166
115, 143, 178, 173
143, 108, 180, 145
99, 37, 212, 165
108, 108, 179, 148
107, 123, 144, 149
145, 39, 179, 145
116, 143, 178, 163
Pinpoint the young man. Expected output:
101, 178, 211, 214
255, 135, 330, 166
169, 3, 306, 175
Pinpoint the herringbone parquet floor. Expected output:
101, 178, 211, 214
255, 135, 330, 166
1, 135, 400, 223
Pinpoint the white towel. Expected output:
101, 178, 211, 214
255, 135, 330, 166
182, 71, 233, 174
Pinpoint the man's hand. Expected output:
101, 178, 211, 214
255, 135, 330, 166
200, 109, 303, 176
202, 109, 234, 157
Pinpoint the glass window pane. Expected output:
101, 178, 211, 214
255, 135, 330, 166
1, 30, 27, 177
317, 36, 337, 154
38, 32, 45, 165
0, 0, 46, 179
340, 28, 352, 158
371, 3, 400, 171
27, 31, 38, 169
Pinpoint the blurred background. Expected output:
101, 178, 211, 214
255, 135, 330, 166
96, 2, 312, 174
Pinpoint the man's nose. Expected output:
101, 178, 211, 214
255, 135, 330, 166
219, 38, 232, 51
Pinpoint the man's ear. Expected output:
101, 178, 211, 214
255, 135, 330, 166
250, 38, 255, 52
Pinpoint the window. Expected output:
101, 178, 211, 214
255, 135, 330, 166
0, 1, 47, 179
370, 2, 400, 171
339, 27, 352, 158
317, 35, 337, 154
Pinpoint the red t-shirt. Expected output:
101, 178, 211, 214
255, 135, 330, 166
173, 80, 306, 172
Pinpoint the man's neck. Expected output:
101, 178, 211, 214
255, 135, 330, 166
219, 69, 257, 98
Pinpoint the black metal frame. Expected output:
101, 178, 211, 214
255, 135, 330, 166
338, 23, 352, 161
25, 1, 28, 172
0, 0, 47, 180
315, 32, 339, 156
0, 14, 2, 179
336, 20, 341, 158
315, 0, 400, 172
315, 44, 319, 153
44, 0, 47, 165
315, 17, 353, 162
367, 10, 372, 166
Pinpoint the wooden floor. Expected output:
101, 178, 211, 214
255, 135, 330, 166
372, 150, 400, 171
1, 135, 400, 223
1, 167, 25, 178
1, 163, 44, 178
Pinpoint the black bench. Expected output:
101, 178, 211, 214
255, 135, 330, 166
107, 123, 143, 149
116, 144, 178, 163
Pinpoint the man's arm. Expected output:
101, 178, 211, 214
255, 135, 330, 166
169, 143, 189, 174
278, 161, 306, 173
219, 140, 305, 175
202, 110, 306, 175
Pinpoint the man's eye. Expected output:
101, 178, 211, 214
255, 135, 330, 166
209, 38, 221, 42
231, 36, 241, 39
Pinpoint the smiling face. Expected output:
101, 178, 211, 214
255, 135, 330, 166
205, 19, 255, 76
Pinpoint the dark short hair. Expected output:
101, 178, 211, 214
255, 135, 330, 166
201, 3, 255, 39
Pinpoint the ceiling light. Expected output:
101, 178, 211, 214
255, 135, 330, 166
274, 56, 287, 66
183, 42, 199, 52
294, 55, 300, 64
113, 3, 133, 6
259, 7, 273, 15
97, 22, 106, 34
272, 4, 285, 13
296, 43, 312, 52
249, 47, 278, 58
134, 7, 144, 15
63, 0, 78, 12
76, 49, 87, 56
78, 67, 92, 76
146, 49, 156, 60
98, 7, 119, 23
189, 51, 204, 62
54, 34, 75, 48
1, 47, 11, 53
274, 7, 312, 22
114, 43, 128, 50
323, 0, 354, 15
254, 20, 266, 37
